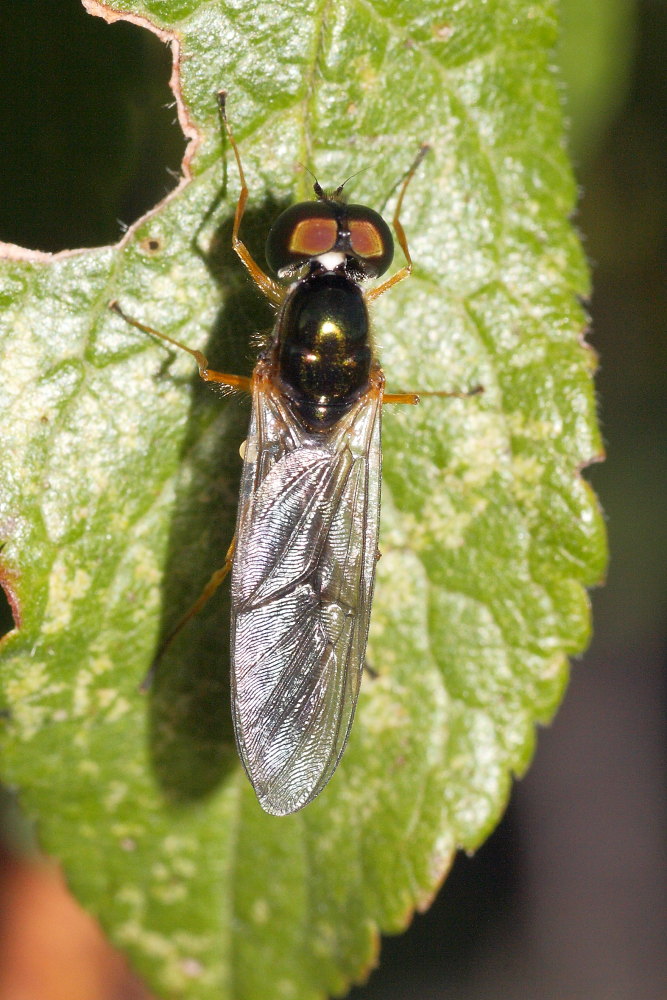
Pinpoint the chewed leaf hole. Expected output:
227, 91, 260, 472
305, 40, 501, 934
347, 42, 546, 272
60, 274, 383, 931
0, 0, 187, 253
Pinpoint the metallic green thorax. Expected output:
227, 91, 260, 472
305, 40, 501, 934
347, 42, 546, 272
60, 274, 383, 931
276, 269, 372, 431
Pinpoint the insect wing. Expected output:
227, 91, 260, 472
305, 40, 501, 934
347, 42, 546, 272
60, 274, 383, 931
231, 374, 382, 815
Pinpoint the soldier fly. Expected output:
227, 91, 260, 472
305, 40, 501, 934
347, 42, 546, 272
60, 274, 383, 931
111, 93, 479, 815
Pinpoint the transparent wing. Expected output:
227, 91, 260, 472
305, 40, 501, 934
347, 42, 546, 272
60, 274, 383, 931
230, 366, 382, 815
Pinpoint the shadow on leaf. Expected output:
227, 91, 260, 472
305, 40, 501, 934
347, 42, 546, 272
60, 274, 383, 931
147, 194, 288, 803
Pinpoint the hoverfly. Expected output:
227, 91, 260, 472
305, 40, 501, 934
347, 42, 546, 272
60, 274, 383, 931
112, 93, 478, 815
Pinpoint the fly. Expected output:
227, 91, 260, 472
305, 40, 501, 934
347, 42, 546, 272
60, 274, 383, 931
111, 92, 480, 815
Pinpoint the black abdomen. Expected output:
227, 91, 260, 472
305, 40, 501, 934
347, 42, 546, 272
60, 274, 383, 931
276, 271, 372, 431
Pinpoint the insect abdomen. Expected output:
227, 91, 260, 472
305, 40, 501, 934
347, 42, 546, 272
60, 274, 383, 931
276, 270, 372, 430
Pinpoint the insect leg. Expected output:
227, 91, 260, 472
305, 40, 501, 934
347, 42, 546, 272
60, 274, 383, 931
383, 392, 420, 405
419, 386, 484, 398
109, 300, 251, 392
366, 144, 431, 303
383, 386, 483, 405
218, 92, 285, 307
141, 535, 237, 690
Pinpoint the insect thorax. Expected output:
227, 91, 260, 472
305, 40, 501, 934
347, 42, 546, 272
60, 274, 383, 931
275, 268, 372, 431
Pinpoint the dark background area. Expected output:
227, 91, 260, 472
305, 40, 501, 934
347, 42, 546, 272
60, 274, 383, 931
0, 1, 665, 998
0, 1, 185, 252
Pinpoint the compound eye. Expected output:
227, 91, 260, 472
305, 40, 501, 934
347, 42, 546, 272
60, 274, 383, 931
349, 218, 385, 258
266, 202, 338, 276
289, 216, 337, 257
346, 206, 394, 277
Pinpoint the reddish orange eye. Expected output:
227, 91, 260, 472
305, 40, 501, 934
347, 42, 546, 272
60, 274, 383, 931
349, 219, 384, 259
345, 205, 393, 276
266, 202, 339, 275
288, 217, 338, 256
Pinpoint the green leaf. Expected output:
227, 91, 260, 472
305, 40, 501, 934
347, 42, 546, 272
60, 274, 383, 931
0, 1, 606, 998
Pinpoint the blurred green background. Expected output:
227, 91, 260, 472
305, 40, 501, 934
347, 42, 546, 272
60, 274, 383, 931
0, 0, 665, 997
